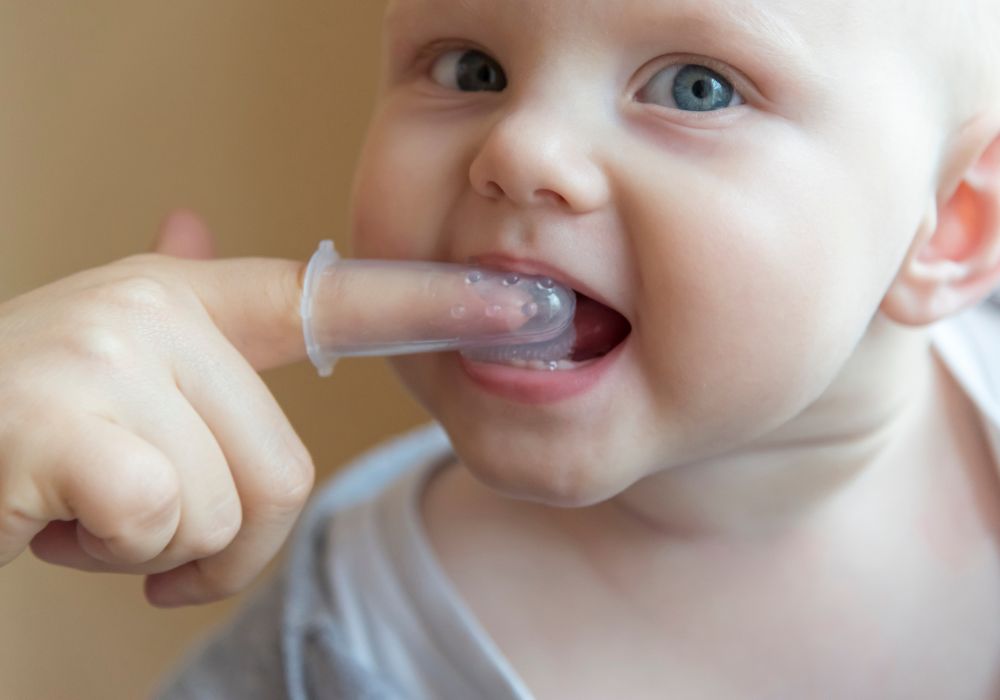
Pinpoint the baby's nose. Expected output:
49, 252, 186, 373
469, 108, 610, 214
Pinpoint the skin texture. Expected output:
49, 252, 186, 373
354, 0, 1000, 518
349, 0, 1000, 695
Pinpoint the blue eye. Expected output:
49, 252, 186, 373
637, 64, 744, 112
430, 49, 508, 92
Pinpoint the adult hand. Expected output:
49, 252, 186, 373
0, 211, 314, 607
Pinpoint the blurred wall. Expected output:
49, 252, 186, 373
0, 2, 432, 698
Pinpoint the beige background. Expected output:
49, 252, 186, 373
0, 2, 433, 698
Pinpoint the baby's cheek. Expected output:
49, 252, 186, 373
645, 293, 832, 448
630, 192, 863, 447
350, 113, 457, 260
351, 183, 415, 260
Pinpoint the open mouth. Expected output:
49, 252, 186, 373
570, 292, 632, 361
461, 290, 632, 370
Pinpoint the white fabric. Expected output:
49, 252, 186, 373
930, 302, 1000, 452
321, 303, 1000, 700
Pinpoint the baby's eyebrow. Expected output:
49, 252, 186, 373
684, 2, 807, 53
637, 1, 830, 94
647, 2, 813, 71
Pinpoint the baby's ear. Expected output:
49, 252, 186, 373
881, 122, 1000, 326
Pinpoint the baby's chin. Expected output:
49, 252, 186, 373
440, 419, 643, 508
389, 354, 669, 507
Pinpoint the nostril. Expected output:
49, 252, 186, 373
484, 181, 505, 199
534, 189, 568, 206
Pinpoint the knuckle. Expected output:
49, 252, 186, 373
105, 456, 180, 538
0, 503, 33, 548
188, 503, 242, 559
131, 483, 182, 534
64, 323, 134, 372
93, 275, 174, 318
265, 450, 315, 513
0, 471, 47, 545
65, 276, 179, 371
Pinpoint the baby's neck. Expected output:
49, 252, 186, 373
422, 322, 1000, 698
608, 319, 981, 539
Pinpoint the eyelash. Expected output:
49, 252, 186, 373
642, 56, 739, 89
414, 40, 484, 73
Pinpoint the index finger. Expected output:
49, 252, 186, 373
181, 256, 310, 372
168, 242, 575, 375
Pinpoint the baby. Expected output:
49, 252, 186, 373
4, 0, 1000, 697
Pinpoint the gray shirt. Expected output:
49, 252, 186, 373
157, 424, 530, 700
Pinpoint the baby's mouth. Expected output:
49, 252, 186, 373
461, 291, 632, 370
571, 293, 633, 361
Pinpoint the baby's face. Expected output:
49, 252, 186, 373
351, 0, 945, 504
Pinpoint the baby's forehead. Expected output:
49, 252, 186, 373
387, 0, 874, 31
384, 0, 904, 60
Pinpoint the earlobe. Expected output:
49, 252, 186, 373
881, 128, 1000, 327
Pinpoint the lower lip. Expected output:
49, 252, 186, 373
457, 338, 629, 405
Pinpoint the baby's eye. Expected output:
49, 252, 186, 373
430, 49, 507, 92
637, 64, 744, 112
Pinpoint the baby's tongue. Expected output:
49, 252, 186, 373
571, 294, 631, 362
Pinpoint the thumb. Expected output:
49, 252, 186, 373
152, 210, 217, 260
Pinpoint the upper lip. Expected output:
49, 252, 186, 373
467, 252, 623, 316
